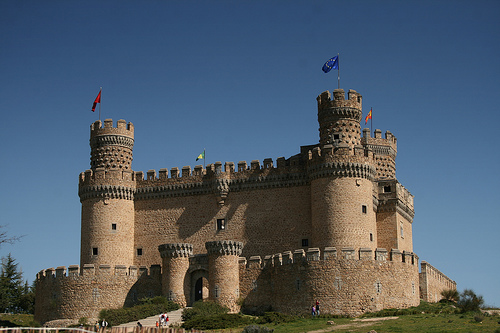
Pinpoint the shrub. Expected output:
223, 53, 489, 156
99, 298, 179, 326
243, 324, 275, 333
181, 300, 229, 322
473, 315, 483, 322
441, 289, 459, 302
258, 312, 297, 324
182, 313, 254, 330
457, 289, 484, 313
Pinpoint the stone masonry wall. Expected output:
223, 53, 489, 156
133, 184, 312, 268
34, 265, 161, 325
419, 261, 457, 302
239, 247, 420, 317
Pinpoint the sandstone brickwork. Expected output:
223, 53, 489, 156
419, 261, 457, 303
35, 88, 455, 325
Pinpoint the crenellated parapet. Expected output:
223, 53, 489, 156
159, 243, 194, 258
239, 247, 418, 269
206, 240, 243, 256
78, 168, 136, 201
36, 264, 160, 280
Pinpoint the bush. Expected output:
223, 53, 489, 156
182, 313, 255, 330
181, 300, 229, 322
258, 312, 297, 324
473, 315, 483, 322
99, 297, 179, 326
458, 289, 484, 313
243, 324, 275, 333
441, 289, 459, 302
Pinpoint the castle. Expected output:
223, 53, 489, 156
35, 88, 456, 326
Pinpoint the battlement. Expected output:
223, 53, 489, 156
362, 128, 397, 154
90, 119, 134, 138
239, 247, 418, 269
36, 264, 161, 280
317, 89, 362, 111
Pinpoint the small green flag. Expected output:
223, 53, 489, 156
196, 150, 205, 161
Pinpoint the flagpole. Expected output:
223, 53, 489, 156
99, 87, 102, 121
204, 148, 206, 169
337, 53, 340, 89
371, 107, 373, 135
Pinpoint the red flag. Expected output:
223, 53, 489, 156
365, 108, 372, 124
92, 90, 101, 112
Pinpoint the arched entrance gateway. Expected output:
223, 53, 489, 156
191, 270, 209, 304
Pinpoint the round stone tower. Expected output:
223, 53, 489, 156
310, 90, 377, 252
205, 240, 243, 313
158, 243, 193, 307
78, 119, 136, 267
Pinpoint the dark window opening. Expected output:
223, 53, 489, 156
111, 223, 117, 230
216, 218, 226, 231
384, 185, 391, 193
362, 205, 367, 214
92, 247, 98, 256
333, 134, 340, 140
137, 248, 143, 256
370, 233, 373, 242
301, 239, 309, 247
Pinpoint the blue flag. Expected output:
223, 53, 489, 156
322, 56, 339, 73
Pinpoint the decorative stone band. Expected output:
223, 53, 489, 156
79, 185, 135, 201
317, 107, 362, 122
364, 143, 397, 159
307, 161, 376, 181
158, 243, 194, 258
90, 134, 134, 150
205, 240, 243, 256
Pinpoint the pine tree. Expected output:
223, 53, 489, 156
0, 253, 30, 313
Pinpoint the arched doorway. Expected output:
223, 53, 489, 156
190, 270, 209, 305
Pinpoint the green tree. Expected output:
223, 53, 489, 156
457, 289, 484, 313
0, 253, 34, 313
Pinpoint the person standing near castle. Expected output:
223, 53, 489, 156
100, 319, 108, 331
316, 300, 320, 315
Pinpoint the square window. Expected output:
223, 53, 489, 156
111, 223, 117, 230
384, 186, 391, 193
333, 134, 340, 140
216, 218, 226, 231
137, 248, 143, 256
92, 247, 98, 256
362, 205, 367, 214
302, 239, 309, 247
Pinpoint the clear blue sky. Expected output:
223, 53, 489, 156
1, 1, 499, 307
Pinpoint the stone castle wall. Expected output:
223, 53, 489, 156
239, 247, 420, 317
419, 261, 457, 302
34, 265, 161, 326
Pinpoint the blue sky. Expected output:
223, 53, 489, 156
1, 1, 499, 307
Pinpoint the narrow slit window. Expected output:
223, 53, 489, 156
92, 247, 98, 256
362, 205, 367, 214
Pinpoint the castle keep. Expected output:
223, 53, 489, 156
35, 88, 456, 325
